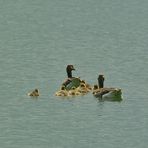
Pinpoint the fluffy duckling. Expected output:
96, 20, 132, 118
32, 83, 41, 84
68, 86, 83, 96
85, 83, 92, 91
68, 87, 77, 96
75, 90, 82, 96
55, 85, 68, 96
92, 84, 99, 94
28, 89, 39, 97
80, 80, 92, 91
93, 84, 99, 90
77, 83, 89, 95
81, 80, 86, 84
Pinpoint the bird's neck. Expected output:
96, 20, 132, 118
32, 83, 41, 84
67, 70, 72, 78
98, 78, 104, 88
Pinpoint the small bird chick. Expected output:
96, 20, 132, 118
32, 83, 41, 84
55, 85, 68, 96
28, 89, 39, 97
68, 87, 76, 96
93, 85, 99, 90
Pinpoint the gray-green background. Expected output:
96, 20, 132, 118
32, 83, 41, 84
0, 0, 148, 148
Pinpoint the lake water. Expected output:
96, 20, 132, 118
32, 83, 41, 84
0, 0, 148, 148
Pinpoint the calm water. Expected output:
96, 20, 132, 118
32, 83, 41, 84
0, 0, 148, 148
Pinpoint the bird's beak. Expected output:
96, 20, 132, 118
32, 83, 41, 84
71, 66, 75, 70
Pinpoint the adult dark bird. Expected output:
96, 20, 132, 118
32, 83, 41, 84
62, 65, 81, 90
93, 74, 122, 101
66, 65, 75, 78
98, 74, 105, 88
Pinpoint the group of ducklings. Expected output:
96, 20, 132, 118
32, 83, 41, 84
28, 79, 122, 100
28, 65, 122, 100
27, 65, 100, 97
28, 80, 92, 97
55, 80, 92, 97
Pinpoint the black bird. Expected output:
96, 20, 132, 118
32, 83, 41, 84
66, 65, 75, 78
93, 74, 122, 100
98, 74, 105, 88
62, 65, 80, 89
62, 65, 76, 86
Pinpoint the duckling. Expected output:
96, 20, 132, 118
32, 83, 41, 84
68, 86, 77, 96
93, 84, 99, 90
80, 80, 92, 91
81, 80, 86, 84
55, 85, 68, 96
28, 89, 39, 97
75, 90, 82, 96
85, 83, 92, 91
77, 83, 89, 95
92, 85, 99, 94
